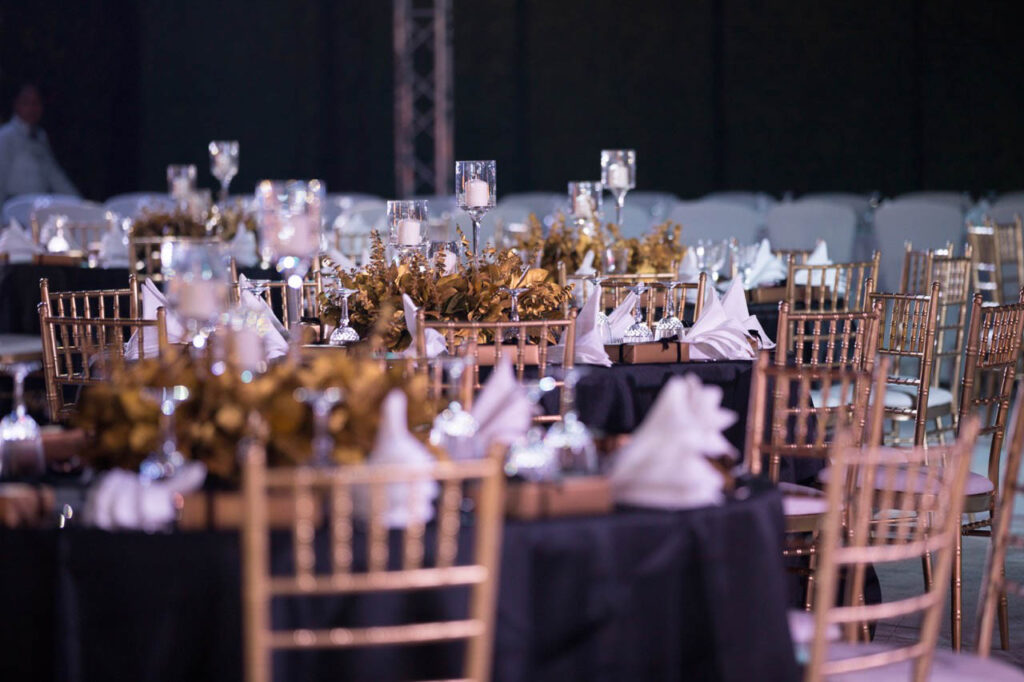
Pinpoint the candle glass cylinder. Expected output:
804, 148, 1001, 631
455, 160, 496, 259
600, 149, 636, 227
387, 200, 429, 252
162, 240, 231, 348
167, 164, 198, 203
567, 180, 603, 235
209, 140, 239, 203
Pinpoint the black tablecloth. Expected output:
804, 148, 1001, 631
0, 489, 798, 682
0, 263, 279, 335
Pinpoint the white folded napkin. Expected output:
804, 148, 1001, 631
570, 250, 598, 303
237, 274, 289, 360
0, 219, 43, 263
604, 291, 639, 343
720, 278, 776, 349
325, 248, 356, 271
743, 239, 787, 288
576, 250, 596, 276
124, 279, 186, 360
84, 462, 207, 531
228, 228, 259, 268
678, 290, 756, 360
470, 355, 535, 455
402, 294, 447, 358
610, 374, 736, 510
97, 227, 131, 268
356, 389, 438, 528
678, 248, 700, 283
792, 241, 838, 287
550, 283, 613, 366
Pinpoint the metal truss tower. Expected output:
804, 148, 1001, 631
393, 0, 453, 197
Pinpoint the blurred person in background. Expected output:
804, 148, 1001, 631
0, 83, 79, 202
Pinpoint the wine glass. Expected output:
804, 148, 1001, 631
255, 179, 324, 354
328, 288, 360, 346
504, 377, 558, 481
622, 283, 654, 344
456, 160, 496, 259
567, 181, 603, 236
600, 149, 636, 228
605, 246, 631, 274
139, 385, 189, 482
428, 356, 478, 460
167, 164, 197, 206
543, 368, 598, 475
208, 140, 239, 203
294, 387, 343, 467
387, 199, 428, 257
0, 362, 44, 480
708, 240, 729, 282
162, 241, 231, 349
500, 284, 531, 343
428, 240, 461, 274
654, 281, 684, 340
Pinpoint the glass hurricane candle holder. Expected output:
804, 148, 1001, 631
255, 179, 324, 353
456, 160, 496, 258
387, 200, 429, 256
600, 149, 636, 227
162, 241, 231, 349
208, 140, 239, 203
167, 164, 197, 204
567, 181, 603, 235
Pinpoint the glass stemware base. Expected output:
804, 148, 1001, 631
0, 362, 44, 480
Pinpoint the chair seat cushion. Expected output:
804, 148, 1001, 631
779, 482, 828, 517
810, 386, 913, 409
788, 608, 839, 646
889, 379, 954, 407
817, 464, 994, 497
819, 641, 1024, 681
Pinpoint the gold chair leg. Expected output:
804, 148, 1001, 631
933, 416, 948, 445
804, 536, 818, 612
921, 551, 933, 592
999, 559, 1010, 650
951, 529, 963, 651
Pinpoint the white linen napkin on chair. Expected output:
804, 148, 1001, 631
550, 283, 613, 366
792, 241, 836, 286
678, 248, 700, 283
678, 290, 756, 360
97, 227, 131, 268
228, 228, 259, 268
571, 250, 598, 303
610, 374, 736, 510
237, 274, 289, 360
743, 239, 787, 288
721, 279, 776, 349
470, 355, 535, 455
402, 294, 447, 358
0, 219, 43, 263
84, 462, 207, 531
604, 291, 639, 343
124, 279, 186, 360
356, 389, 439, 528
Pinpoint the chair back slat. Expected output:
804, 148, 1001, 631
785, 253, 880, 313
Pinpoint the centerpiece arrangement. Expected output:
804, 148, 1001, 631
130, 201, 257, 240
73, 349, 435, 480
318, 231, 572, 351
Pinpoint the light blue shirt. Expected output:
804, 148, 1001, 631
0, 115, 79, 202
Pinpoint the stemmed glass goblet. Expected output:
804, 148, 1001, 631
428, 356, 478, 460
209, 141, 239, 203
622, 283, 654, 344
139, 385, 189, 482
456, 160, 496, 260
504, 377, 559, 481
654, 281, 684, 340
167, 164, 197, 206
295, 387, 343, 467
600, 149, 636, 228
0, 362, 44, 480
163, 241, 230, 351
328, 287, 360, 346
542, 368, 598, 475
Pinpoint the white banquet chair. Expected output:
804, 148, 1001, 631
701, 190, 778, 213
764, 199, 858, 262
801, 192, 872, 220
31, 199, 111, 250
322, 193, 382, 231
628, 191, 681, 222
496, 192, 565, 227
988, 191, 1024, 223
896, 190, 972, 212
873, 198, 966, 291
2, 193, 81, 229
609, 203, 654, 238
666, 199, 762, 245
104, 193, 177, 220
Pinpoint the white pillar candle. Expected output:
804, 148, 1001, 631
272, 215, 318, 256
176, 279, 225, 321
573, 194, 594, 218
171, 177, 192, 200
397, 218, 421, 245
607, 163, 630, 189
465, 178, 490, 207
441, 249, 458, 275
233, 327, 265, 371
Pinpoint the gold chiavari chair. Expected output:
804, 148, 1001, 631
976, 383, 1024, 657
38, 276, 168, 421
968, 217, 1024, 305
596, 274, 706, 327
785, 252, 880, 313
775, 299, 882, 375
899, 241, 955, 296
869, 283, 941, 447
416, 310, 576, 424
745, 353, 886, 613
948, 292, 1024, 650
804, 419, 984, 682
239, 426, 505, 682
773, 247, 813, 266
229, 258, 324, 331
128, 235, 219, 282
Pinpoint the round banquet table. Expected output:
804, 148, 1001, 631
0, 486, 798, 682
